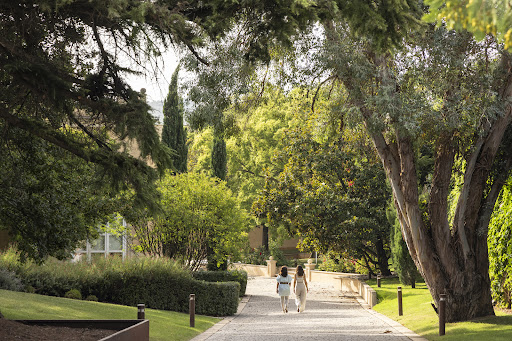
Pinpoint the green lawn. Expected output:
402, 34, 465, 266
0, 289, 219, 341
368, 278, 512, 341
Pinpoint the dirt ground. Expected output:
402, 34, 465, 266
0, 318, 114, 341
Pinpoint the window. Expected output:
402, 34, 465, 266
74, 218, 127, 262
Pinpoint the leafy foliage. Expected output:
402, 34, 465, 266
131, 172, 250, 270
64, 289, 82, 300
0, 1, 179, 213
192, 270, 248, 297
424, 0, 512, 50
253, 91, 393, 275
238, 240, 288, 267
0, 0, 330, 229
0, 128, 125, 261
0, 269, 23, 292
489, 181, 512, 308
0, 251, 240, 316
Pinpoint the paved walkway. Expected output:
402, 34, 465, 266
192, 277, 427, 341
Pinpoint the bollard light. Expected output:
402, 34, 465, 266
137, 304, 145, 320
189, 294, 196, 328
397, 287, 403, 316
439, 294, 446, 336
377, 275, 381, 288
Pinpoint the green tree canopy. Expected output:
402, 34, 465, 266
254, 111, 393, 275
0, 0, 327, 216
182, 2, 512, 321
131, 172, 250, 270
0, 128, 125, 261
424, 0, 512, 51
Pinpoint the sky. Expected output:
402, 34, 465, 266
125, 49, 180, 103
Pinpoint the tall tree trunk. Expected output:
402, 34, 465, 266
341, 52, 512, 322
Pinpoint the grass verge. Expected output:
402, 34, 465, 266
0, 289, 219, 341
368, 277, 512, 341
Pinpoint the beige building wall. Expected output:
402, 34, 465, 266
248, 226, 309, 259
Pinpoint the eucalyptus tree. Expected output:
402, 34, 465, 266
310, 23, 512, 321
424, 0, 512, 51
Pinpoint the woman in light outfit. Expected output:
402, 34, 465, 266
276, 266, 292, 313
293, 265, 309, 312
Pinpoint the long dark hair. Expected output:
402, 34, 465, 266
280, 266, 288, 277
296, 265, 304, 277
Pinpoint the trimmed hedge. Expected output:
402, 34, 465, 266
192, 270, 247, 297
97, 267, 239, 316
0, 251, 239, 316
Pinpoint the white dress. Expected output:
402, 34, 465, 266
295, 275, 307, 312
276, 274, 292, 296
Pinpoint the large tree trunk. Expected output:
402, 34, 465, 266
340, 50, 512, 321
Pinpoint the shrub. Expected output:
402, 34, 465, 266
64, 289, 82, 300
0, 253, 239, 316
317, 255, 357, 273
192, 270, 248, 297
25, 285, 35, 293
0, 268, 23, 292
240, 240, 288, 267
86, 295, 98, 302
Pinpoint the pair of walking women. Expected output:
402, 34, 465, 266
276, 265, 309, 313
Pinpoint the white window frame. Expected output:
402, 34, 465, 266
76, 219, 127, 261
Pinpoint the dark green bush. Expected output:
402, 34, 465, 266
64, 289, 82, 300
192, 270, 247, 297
0, 252, 239, 316
86, 295, 98, 302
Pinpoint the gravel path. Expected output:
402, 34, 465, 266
192, 276, 427, 341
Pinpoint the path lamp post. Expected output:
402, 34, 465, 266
397, 287, 403, 316
439, 294, 446, 336
190, 294, 196, 328
137, 304, 145, 320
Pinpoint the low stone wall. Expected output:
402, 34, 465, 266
230, 263, 267, 277
335, 274, 377, 307
231, 261, 377, 308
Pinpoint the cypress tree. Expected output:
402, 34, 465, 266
211, 137, 227, 180
162, 65, 188, 173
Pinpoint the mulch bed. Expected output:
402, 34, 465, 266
0, 319, 115, 341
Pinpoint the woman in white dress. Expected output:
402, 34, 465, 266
293, 265, 309, 312
276, 266, 292, 313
